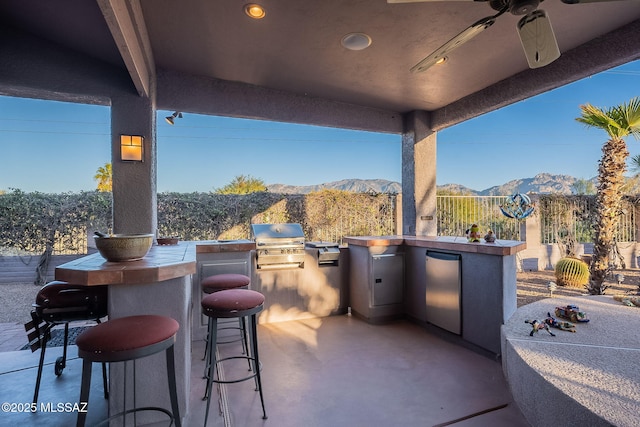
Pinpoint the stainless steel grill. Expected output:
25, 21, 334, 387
251, 223, 306, 269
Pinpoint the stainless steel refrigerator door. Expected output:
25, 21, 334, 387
425, 251, 461, 334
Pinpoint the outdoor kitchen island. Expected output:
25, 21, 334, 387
54, 242, 196, 426
194, 236, 348, 334
345, 235, 526, 355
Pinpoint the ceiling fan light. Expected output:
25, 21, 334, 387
341, 33, 372, 51
517, 10, 560, 69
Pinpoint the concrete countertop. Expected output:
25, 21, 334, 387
502, 295, 640, 426
344, 235, 526, 256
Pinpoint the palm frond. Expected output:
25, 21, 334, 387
629, 154, 640, 174
577, 98, 640, 140
619, 97, 640, 140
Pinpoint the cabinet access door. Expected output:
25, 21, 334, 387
425, 251, 461, 335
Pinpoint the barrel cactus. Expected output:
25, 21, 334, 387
554, 257, 590, 288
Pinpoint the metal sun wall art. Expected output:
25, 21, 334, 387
500, 193, 535, 220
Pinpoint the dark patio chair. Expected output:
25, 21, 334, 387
24, 281, 109, 404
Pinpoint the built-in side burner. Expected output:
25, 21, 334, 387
305, 241, 340, 265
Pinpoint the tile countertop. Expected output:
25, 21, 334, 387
55, 240, 257, 286
55, 241, 197, 286
344, 235, 526, 256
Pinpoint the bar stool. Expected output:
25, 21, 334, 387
25, 281, 108, 404
75, 314, 181, 427
201, 288, 267, 425
200, 273, 251, 360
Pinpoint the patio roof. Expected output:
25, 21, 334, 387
1, 0, 639, 132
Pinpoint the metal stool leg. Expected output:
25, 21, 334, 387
166, 344, 182, 427
203, 317, 218, 426
241, 317, 252, 371
249, 313, 267, 419
76, 359, 93, 427
203, 316, 211, 377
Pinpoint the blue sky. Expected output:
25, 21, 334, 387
0, 59, 639, 193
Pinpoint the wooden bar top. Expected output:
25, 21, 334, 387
344, 235, 526, 256
55, 241, 196, 286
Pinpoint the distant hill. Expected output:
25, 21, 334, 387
267, 179, 402, 194
479, 173, 587, 196
267, 173, 604, 195
440, 173, 601, 195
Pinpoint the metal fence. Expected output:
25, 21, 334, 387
537, 195, 636, 244
437, 196, 521, 240
437, 195, 636, 244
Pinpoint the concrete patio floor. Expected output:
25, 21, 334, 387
0, 315, 530, 426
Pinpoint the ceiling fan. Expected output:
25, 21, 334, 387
388, 0, 622, 72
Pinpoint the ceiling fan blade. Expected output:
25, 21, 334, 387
410, 15, 496, 73
517, 10, 560, 68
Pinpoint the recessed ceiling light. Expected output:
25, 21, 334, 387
436, 57, 447, 65
341, 33, 372, 51
244, 4, 266, 19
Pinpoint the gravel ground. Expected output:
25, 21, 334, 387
516, 269, 639, 307
0, 282, 41, 323
1, 270, 638, 324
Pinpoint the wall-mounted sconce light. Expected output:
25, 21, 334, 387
120, 134, 144, 162
165, 111, 183, 125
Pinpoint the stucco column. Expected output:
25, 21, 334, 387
110, 92, 157, 235
401, 110, 437, 236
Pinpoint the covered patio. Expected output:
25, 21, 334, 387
1, 1, 640, 426
0, 315, 529, 426
2, 1, 639, 237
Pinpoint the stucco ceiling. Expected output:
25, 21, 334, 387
1, 0, 640, 130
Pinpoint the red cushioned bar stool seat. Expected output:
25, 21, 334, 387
201, 289, 267, 425
200, 273, 251, 361
75, 314, 181, 427
201, 273, 250, 294
26, 281, 108, 404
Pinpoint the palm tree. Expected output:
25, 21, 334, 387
576, 97, 640, 294
94, 162, 112, 192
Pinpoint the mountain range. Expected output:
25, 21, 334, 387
266, 173, 592, 195
267, 179, 403, 194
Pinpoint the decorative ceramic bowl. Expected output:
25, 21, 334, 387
94, 233, 154, 262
